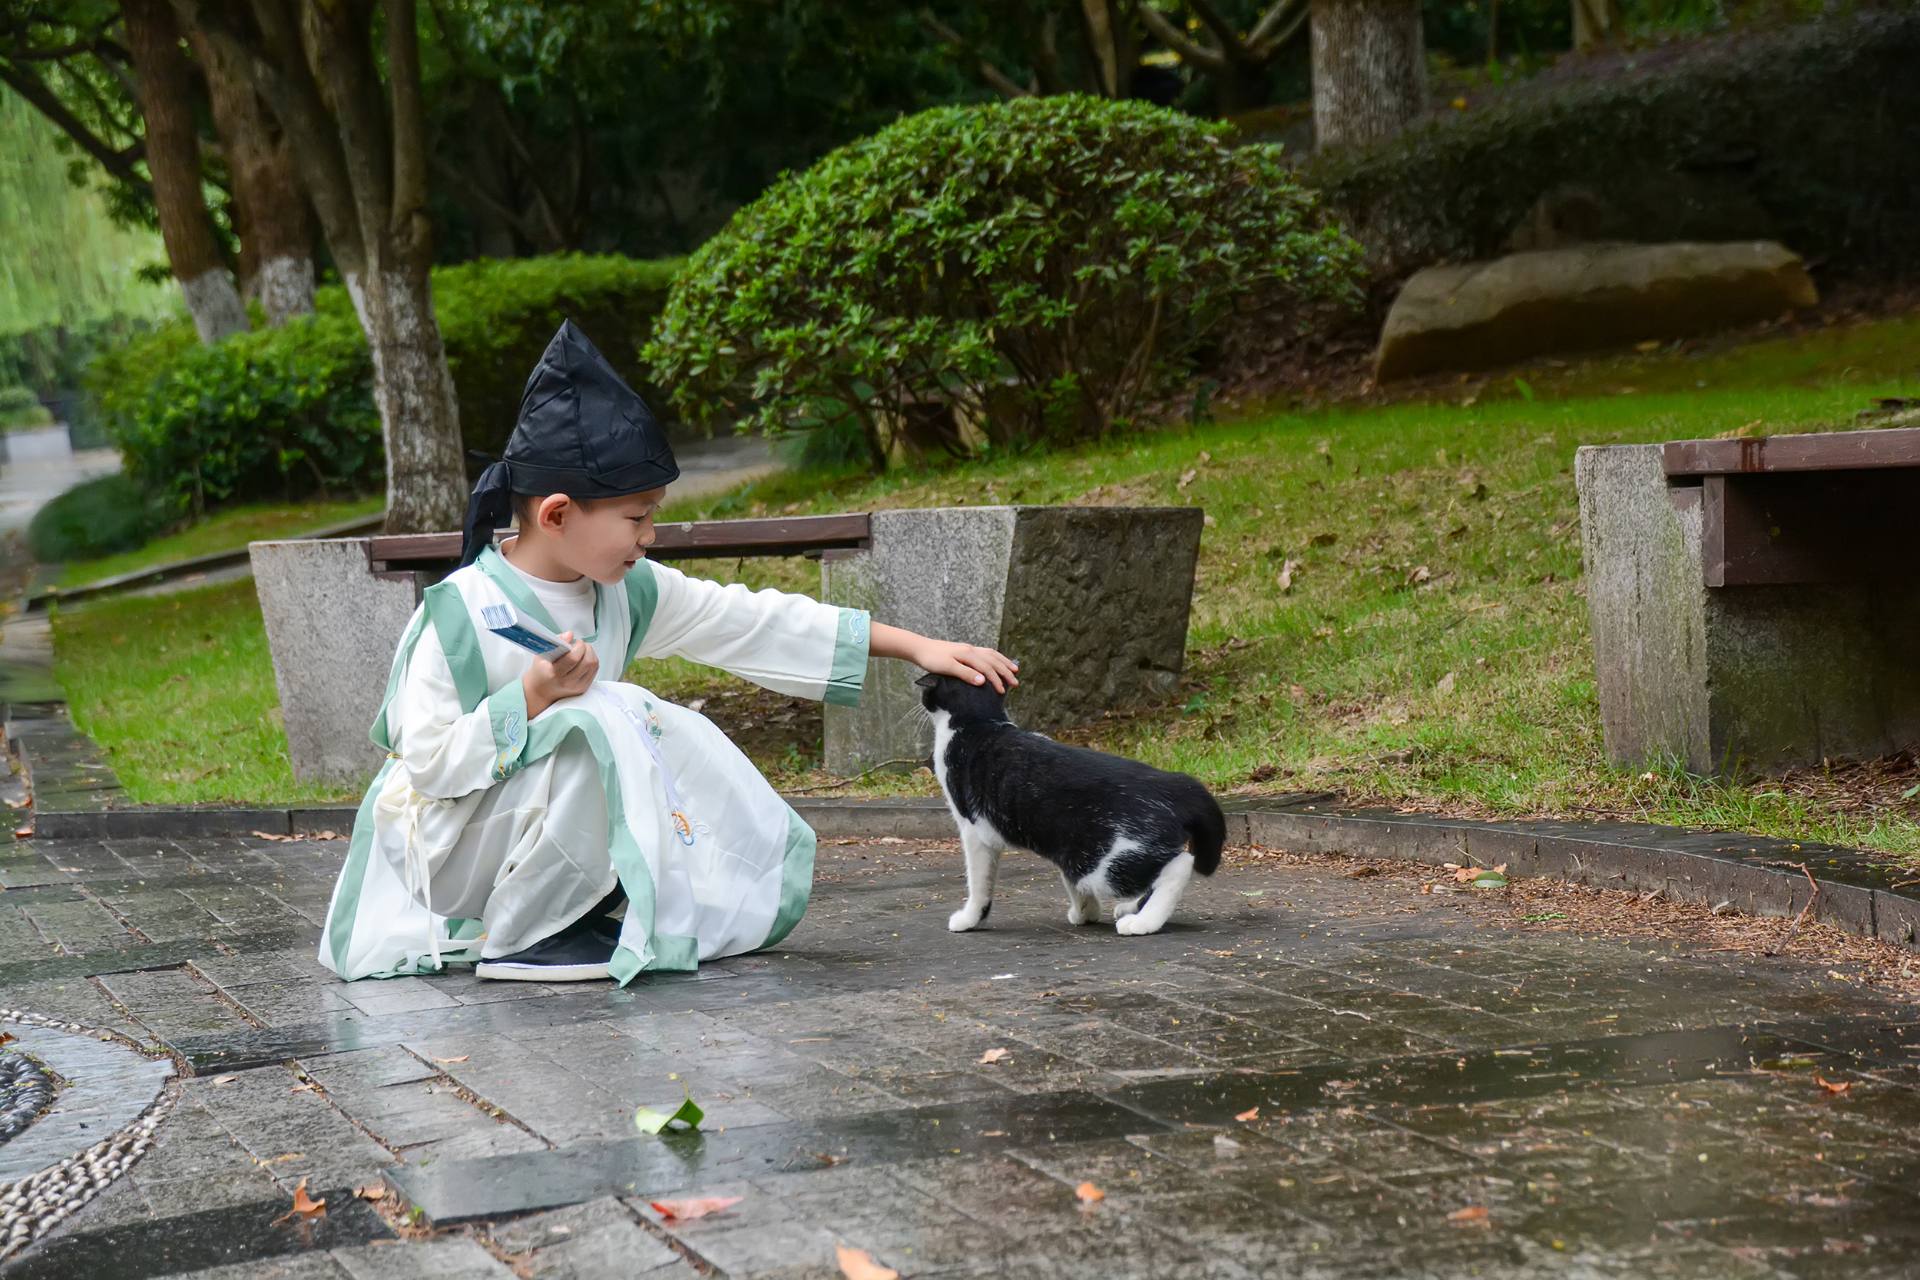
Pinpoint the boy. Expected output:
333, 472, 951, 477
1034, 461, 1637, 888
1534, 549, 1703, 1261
319, 321, 1016, 984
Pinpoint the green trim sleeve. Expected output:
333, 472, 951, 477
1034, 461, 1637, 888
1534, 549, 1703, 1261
486, 677, 530, 782
825, 608, 870, 708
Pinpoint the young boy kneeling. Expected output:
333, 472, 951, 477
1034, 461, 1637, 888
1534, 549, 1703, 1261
319, 321, 1016, 983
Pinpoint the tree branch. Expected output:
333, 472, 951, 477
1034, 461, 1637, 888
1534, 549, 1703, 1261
0, 62, 151, 195
917, 8, 1033, 98
1247, 0, 1307, 56
1136, 4, 1227, 71
383, 0, 429, 256
1184, 0, 1253, 61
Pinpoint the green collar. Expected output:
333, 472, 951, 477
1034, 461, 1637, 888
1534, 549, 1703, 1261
477, 543, 604, 643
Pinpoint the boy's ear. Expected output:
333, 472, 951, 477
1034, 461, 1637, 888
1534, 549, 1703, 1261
913, 672, 939, 690
536, 493, 571, 532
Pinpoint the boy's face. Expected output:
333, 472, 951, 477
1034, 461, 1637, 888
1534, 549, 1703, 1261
533, 488, 666, 584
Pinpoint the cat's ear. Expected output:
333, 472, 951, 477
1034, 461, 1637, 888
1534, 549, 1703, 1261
913, 672, 939, 690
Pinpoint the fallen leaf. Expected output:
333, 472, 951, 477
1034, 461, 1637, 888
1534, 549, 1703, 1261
1814, 1076, 1853, 1095
13, 826, 32, 839
1448, 1205, 1491, 1225
1435, 671, 1456, 696
634, 1096, 705, 1134
272, 1178, 327, 1227
1407, 565, 1432, 586
978, 1048, 1010, 1065
1176, 469, 1198, 490
250, 831, 296, 842
981, 1130, 1007, 1138
1635, 339, 1662, 352
1076, 1181, 1105, 1204
836, 1244, 899, 1280
433, 1055, 469, 1065
651, 1196, 742, 1221
212, 1074, 237, 1086
288, 1082, 318, 1094
1235, 1106, 1260, 1122
1277, 558, 1300, 593
352, 1184, 389, 1202
1214, 1135, 1241, 1156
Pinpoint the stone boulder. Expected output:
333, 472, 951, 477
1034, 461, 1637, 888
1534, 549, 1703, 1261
1375, 241, 1818, 381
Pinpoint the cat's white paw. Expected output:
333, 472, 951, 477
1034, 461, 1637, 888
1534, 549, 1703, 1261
1115, 913, 1160, 936
948, 907, 984, 932
1066, 903, 1087, 925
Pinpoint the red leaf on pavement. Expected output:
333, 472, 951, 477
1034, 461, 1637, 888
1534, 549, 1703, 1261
1447, 1205, 1490, 1225
1234, 1107, 1260, 1122
1076, 1182, 1105, 1205
651, 1196, 742, 1221
1814, 1075, 1853, 1095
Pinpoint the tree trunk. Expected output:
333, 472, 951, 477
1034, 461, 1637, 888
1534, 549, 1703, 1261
359, 260, 466, 533
1572, 0, 1622, 51
122, 0, 247, 343
1309, 0, 1427, 151
190, 27, 314, 324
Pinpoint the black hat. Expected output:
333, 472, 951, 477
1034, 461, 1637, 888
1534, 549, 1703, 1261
459, 320, 680, 567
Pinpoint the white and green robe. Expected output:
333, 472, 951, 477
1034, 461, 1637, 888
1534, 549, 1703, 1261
318, 545, 869, 984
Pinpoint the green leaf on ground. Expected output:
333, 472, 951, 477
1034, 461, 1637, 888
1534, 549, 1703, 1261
634, 1096, 705, 1134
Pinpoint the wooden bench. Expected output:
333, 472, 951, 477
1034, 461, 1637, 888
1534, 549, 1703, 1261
1576, 425, 1920, 778
1662, 426, 1920, 587
367, 512, 874, 583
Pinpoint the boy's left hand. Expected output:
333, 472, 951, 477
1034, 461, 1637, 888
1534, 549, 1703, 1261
913, 639, 1020, 694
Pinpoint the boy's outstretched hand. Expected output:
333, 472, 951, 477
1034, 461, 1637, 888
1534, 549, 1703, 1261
871, 623, 1020, 694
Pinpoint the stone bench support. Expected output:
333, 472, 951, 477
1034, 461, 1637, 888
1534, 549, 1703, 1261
1574, 444, 1920, 778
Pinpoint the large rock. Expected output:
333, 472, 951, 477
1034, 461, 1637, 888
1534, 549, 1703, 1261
251, 538, 421, 786
821, 506, 1204, 774
1376, 241, 1818, 381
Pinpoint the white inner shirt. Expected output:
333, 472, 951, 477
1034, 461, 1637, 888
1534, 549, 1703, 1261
499, 552, 597, 642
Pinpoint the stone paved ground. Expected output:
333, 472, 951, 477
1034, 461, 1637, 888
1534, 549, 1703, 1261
4, 832, 1920, 1278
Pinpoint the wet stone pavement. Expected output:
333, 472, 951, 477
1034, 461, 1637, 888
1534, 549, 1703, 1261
2, 834, 1918, 1279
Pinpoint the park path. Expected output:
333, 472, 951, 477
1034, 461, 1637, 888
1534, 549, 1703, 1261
2, 831, 1918, 1277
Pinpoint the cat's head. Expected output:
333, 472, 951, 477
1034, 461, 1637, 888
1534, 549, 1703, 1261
915, 671, 1011, 724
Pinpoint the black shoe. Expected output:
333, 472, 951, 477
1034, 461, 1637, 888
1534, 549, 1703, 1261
475, 928, 616, 982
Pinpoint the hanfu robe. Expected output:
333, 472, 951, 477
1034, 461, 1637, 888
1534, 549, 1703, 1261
317, 544, 869, 984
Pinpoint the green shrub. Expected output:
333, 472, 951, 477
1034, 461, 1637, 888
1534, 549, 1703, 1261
647, 95, 1365, 468
1308, 11, 1920, 279
0, 385, 51, 430
86, 254, 683, 515
27, 473, 175, 563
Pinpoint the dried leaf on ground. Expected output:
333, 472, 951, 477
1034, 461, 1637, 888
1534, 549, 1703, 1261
352, 1184, 389, 1202
251, 831, 297, 842
978, 1048, 1010, 1064
1814, 1075, 1854, 1095
1447, 1205, 1490, 1225
651, 1196, 742, 1221
1177, 469, 1198, 490
1235, 1106, 1260, 1122
1277, 559, 1299, 592
211, 1074, 236, 1085
433, 1055, 469, 1065
836, 1244, 899, 1280
272, 1178, 327, 1227
1076, 1181, 1105, 1204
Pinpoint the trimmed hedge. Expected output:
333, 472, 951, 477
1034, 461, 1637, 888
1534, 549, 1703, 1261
1307, 11, 1920, 279
649, 96, 1363, 467
27, 473, 174, 564
87, 254, 682, 515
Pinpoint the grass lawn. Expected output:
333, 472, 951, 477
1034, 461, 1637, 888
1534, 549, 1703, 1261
51, 578, 362, 807
56, 495, 385, 589
49, 311, 1920, 853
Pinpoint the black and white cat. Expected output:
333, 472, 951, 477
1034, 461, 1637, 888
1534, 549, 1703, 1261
917, 672, 1225, 935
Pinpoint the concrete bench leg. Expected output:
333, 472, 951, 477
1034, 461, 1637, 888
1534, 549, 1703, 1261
820, 506, 1204, 775
1576, 445, 1920, 778
251, 538, 420, 786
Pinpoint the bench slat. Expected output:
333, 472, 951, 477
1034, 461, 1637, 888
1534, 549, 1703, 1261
367, 512, 872, 570
1663, 426, 1920, 477
1700, 470, 1920, 587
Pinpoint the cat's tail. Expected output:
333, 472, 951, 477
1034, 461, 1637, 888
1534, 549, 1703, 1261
1183, 790, 1226, 877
